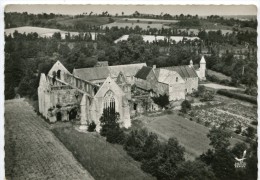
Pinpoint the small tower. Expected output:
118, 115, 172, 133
189, 59, 193, 67
200, 56, 206, 80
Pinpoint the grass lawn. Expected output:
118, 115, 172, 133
52, 127, 155, 180
207, 69, 232, 81
134, 112, 243, 160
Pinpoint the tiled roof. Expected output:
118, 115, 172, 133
109, 63, 146, 78
154, 69, 184, 84
135, 66, 153, 80
73, 63, 146, 81
162, 65, 198, 78
73, 67, 110, 81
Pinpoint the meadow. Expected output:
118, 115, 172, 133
52, 127, 155, 180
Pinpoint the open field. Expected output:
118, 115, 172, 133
57, 16, 112, 26
52, 127, 155, 180
5, 26, 98, 40
134, 111, 244, 160
5, 99, 93, 179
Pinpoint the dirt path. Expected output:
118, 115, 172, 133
5, 99, 94, 180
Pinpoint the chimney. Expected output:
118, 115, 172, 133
153, 65, 156, 70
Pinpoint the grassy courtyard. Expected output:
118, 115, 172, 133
52, 127, 155, 180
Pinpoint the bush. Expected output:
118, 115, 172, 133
88, 121, 96, 132
217, 89, 257, 104
152, 94, 169, 109
251, 121, 257, 126
181, 100, 191, 113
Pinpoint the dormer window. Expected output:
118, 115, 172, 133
176, 77, 178, 82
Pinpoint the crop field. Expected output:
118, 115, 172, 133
190, 100, 257, 133
52, 127, 155, 180
134, 112, 243, 160
5, 99, 93, 179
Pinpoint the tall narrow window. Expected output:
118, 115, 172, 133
57, 70, 61, 79
176, 77, 178, 82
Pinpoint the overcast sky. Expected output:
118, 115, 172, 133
5, 4, 257, 16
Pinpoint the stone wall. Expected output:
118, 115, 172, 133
184, 77, 199, 94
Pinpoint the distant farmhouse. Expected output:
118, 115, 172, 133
38, 56, 206, 131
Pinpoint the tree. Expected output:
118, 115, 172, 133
181, 100, 191, 113
152, 94, 169, 109
52, 32, 61, 40
176, 160, 216, 180
100, 108, 125, 144
207, 126, 231, 150
141, 137, 185, 179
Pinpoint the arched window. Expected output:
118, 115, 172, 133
176, 77, 178, 82
103, 90, 116, 115
103, 91, 116, 121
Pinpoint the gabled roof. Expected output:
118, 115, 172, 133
162, 65, 198, 78
73, 63, 147, 82
154, 69, 184, 84
135, 66, 153, 80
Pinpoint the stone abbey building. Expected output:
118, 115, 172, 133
38, 56, 206, 131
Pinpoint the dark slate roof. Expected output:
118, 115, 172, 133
162, 65, 198, 78
135, 66, 153, 80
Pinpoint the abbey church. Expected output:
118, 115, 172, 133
38, 56, 206, 131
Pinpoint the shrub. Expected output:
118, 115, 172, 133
88, 121, 96, 132
152, 94, 169, 109
251, 121, 257, 126
181, 100, 191, 113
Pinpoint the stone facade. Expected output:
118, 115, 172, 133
38, 61, 131, 132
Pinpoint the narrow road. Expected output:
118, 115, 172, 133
5, 99, 94, 180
